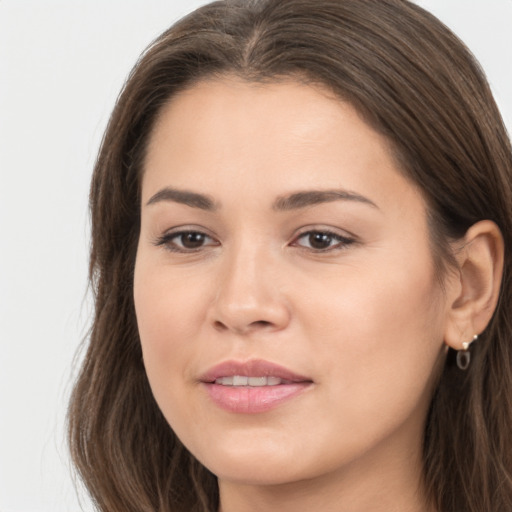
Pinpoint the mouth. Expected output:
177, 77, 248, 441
200, 359, 313, 414
213, 375, 290, 386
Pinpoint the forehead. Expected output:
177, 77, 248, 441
142, 77, 424, 213
146, 78, 354, 161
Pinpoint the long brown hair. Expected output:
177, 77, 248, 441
68, 1, 512, 510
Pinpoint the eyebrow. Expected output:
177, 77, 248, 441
145, 187, 377, 212
146, 187, 217, 211
272, 189, 378, 211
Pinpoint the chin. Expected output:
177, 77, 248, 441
186, 433, 312, 485
207, 456, 308, 487
186, 428, 354, 489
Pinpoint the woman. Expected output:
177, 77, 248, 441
68, 1, 512, 511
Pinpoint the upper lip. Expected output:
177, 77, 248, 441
199, 359, 312, 383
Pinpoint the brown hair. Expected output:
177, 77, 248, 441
68, 1, 512, 510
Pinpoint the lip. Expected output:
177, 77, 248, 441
200, 359, 311, 383
200, 359, 313, 414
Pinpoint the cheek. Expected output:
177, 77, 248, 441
134, 254, 207, 348
133, 254, 208, 413
134, 280, 209, 442
313, 258, 445, 431
305, 252, 444, 343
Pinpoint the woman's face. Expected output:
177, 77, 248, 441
134, 79, 453, 487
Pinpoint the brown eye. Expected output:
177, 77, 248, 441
294, 230, 355, 252
308, 232, 335, 250
156, 230, 218, 252
179, 232, 207, 249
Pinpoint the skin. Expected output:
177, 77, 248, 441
133, 78, 498, 512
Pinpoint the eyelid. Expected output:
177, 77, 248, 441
290, 226, 357, 251
152, 224, 357, 253
153, 225, 220, 252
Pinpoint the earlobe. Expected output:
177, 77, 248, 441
444, 220, 504, 351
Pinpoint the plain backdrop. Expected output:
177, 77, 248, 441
0, 1, 511, 511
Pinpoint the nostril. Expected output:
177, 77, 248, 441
214, 320, 228, 331
250, 320, 272, 328
212, 319, 274, 334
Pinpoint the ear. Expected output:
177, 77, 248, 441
444, 220, 504, 350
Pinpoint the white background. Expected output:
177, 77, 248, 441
0, 1, 511, 511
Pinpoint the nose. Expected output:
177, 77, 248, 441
209, 244, 291, 335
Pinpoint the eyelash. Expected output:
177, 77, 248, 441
154, 229, 356, 254
292, 230, 355, 252
154, 230, 219, 253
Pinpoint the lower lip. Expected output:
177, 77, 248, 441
203, 383, 311, 414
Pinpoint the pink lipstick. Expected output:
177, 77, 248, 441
200, 359, 312, 414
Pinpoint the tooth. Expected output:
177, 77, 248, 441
215, 376, 233, 385
248, 376, 267, 387
214, 375, 285, 386
233, 375, 248, 386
